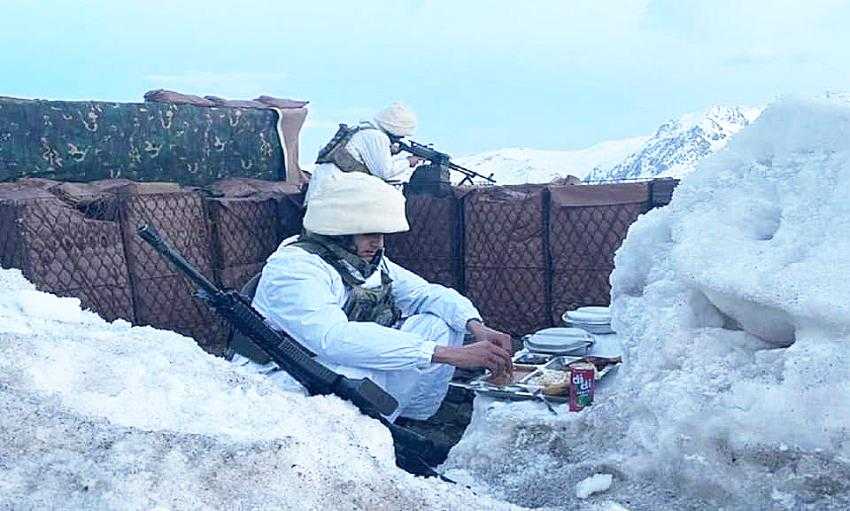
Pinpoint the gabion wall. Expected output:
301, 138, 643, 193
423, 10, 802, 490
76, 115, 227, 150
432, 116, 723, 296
0, 183, 135, 323
462, 185, 550, 337
386, 191, 463, 291
548, 182, 651, 323
0, 177, 675, 353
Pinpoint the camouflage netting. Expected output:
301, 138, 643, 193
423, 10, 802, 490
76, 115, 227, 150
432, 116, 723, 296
463, 185, 550, 337
0, 181, 135, 322
548, 182, 651, 322
0, 96, 288, 185
385, 190, 463, 290
205, 178, 305, 291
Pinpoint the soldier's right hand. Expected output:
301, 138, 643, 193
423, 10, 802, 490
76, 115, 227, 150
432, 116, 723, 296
432, 341, 513, 375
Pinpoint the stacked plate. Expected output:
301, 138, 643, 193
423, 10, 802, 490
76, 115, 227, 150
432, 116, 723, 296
562, 306, 615, 335
523, 327, 594, 355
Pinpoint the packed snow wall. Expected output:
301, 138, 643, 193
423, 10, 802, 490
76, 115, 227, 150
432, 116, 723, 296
0, 267, 516, 510
0, 177, 674, 352
0, 95, 306, 185
444, 97, 850, 510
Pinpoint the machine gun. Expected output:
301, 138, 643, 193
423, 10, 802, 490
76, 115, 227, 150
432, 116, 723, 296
396, 139, 495, 186
137, 224, 449, 479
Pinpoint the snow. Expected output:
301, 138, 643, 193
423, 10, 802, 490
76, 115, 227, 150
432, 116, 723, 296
586, 105, 762, 182
576, 473, 613, 499
0, 269, 516, 510
5, 95, 849, 510
445, 96, 850, 510
459, 105, 762, 186
456, 136, 648, 185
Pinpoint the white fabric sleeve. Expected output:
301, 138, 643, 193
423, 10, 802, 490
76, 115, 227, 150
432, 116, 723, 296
252, 249, 437, 371
348, 129, 409, 182
385, 258, 482, 333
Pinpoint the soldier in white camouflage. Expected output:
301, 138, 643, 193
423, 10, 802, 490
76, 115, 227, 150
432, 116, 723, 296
307, 102, 423, 202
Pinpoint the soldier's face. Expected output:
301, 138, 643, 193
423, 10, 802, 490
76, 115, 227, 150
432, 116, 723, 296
352, 233, 384, 260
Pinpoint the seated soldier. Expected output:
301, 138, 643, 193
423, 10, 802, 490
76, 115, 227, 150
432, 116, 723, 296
233, 171, 512, 421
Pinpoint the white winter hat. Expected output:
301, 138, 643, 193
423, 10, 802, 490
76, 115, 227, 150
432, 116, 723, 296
303, 172, 410, 235
373, 102, 417, 137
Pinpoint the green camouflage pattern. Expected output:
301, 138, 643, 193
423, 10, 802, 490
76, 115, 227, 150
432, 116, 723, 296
0, 96, 285, 185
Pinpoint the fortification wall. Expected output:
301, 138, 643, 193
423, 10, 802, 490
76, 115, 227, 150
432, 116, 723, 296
0, 177, 676, 353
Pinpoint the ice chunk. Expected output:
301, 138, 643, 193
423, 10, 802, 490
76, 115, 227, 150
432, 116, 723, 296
576, 473, 613, 499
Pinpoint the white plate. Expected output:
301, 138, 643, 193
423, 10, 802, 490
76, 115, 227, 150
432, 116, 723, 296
527, 327, 593, 348
524, 328, 593, 354
565, 322, 616, 335
524, 343, 591, 355
562, 306, 612, 325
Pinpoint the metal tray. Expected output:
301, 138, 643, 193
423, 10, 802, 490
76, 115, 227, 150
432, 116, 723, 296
451, 355, 620, 404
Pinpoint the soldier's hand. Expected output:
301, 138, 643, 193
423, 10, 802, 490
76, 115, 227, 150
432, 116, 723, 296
432, 341, 512, 374
407, 155, 426, 167
467, 320, 513, 355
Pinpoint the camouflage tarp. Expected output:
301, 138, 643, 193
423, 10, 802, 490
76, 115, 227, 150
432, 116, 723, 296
0, 96, 291, 185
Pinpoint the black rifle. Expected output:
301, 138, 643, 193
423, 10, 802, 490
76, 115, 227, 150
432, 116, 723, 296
137, 224, 449, 479
396, 139, 496, 186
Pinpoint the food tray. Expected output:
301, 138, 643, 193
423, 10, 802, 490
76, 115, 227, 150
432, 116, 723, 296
451, 355, 621, 404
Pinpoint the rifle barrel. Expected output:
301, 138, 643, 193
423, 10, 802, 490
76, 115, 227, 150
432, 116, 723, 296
399, 139, 496, 184
137, 224, 219, 294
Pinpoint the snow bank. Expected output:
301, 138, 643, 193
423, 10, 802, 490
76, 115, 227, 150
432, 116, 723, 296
0, 270, 514, 510
445, 96, 850, 510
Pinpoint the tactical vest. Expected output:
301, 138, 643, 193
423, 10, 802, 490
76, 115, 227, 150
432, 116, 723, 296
293, 234, 401, 327
315, 123, 377, 174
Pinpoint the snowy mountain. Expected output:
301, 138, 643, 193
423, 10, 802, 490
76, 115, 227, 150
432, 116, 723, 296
455, 136, 648, 185
459, 105, 761, 185
585, 105, 762, 181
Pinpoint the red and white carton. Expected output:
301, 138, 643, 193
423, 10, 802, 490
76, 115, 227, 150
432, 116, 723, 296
568, 362, 596, 412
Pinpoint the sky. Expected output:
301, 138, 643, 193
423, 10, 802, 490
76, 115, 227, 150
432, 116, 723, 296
3, 0, 850, 162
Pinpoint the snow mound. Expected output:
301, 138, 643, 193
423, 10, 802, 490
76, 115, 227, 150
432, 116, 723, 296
0, 269, 514, 510
445, 97, 850, 510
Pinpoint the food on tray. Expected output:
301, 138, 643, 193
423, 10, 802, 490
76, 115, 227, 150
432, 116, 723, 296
577, 356, 622, 372
529, 369, 574, 397
487, 364, 536, 386
535, 369, 570, 386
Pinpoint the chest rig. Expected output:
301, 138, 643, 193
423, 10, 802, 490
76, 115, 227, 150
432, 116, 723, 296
315, 123, 379, 175
293, 234, 401, 327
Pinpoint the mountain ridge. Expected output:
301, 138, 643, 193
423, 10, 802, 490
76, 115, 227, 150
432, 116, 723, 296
458, 105, 762, 185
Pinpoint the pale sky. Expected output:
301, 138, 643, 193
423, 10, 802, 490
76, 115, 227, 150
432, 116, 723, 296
3, 0, 850, 161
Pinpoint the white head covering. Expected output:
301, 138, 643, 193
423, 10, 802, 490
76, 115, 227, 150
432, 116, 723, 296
373, 102, 417, 137
303, 172, 410, 235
